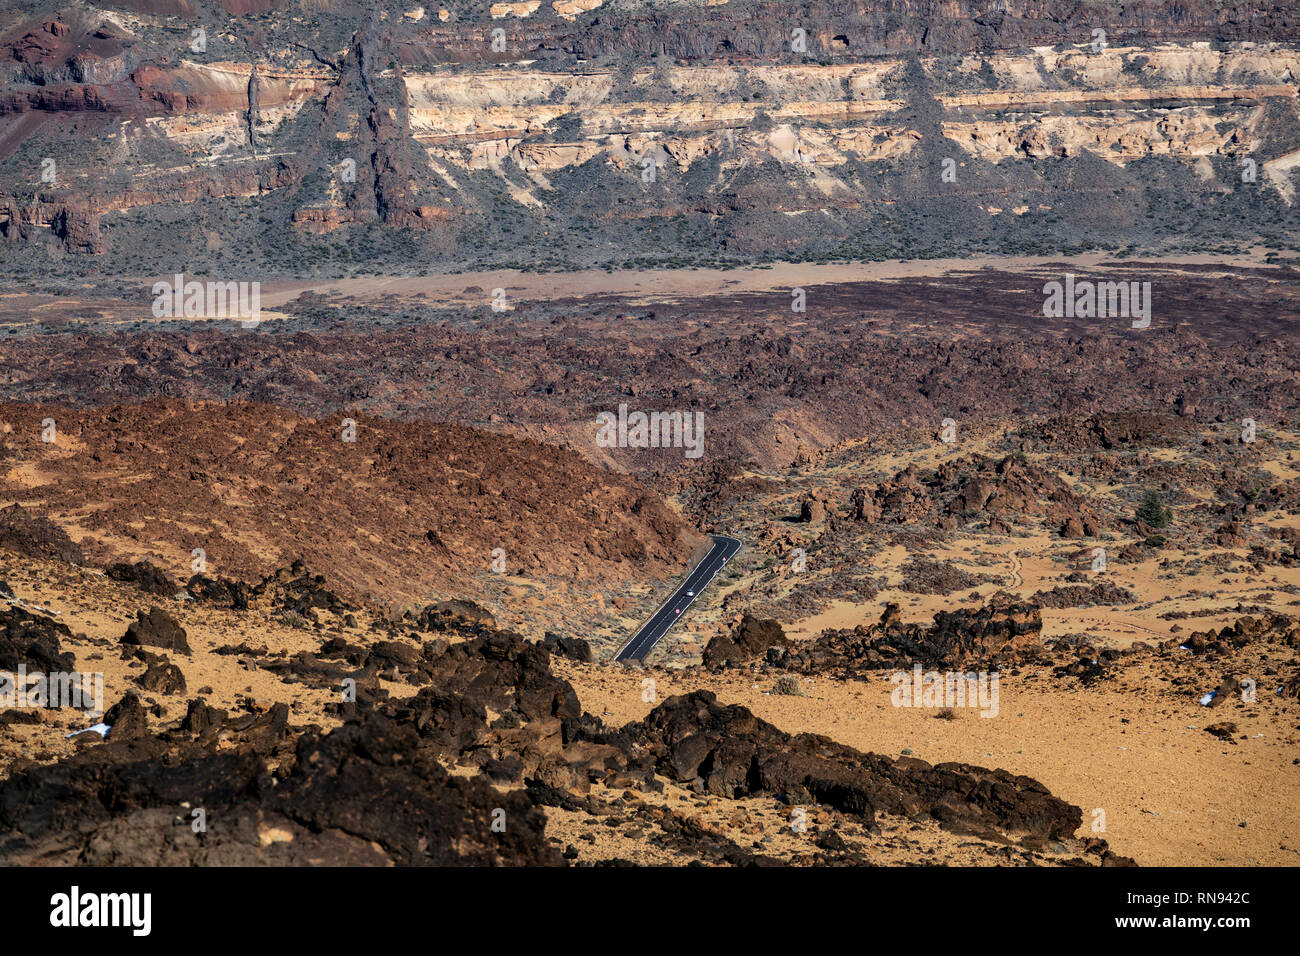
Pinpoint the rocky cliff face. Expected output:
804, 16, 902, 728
0, 1, 1297, 270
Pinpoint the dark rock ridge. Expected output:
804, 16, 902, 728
702, 601, 1050, 674
849, 454, 1101, 537
703, 612, 788, 669
0, 602, 76, 675
121, 606, 191, 655
1031, 581, 1139, 609
2, 281, 1296, 480
106, 560, 176, 596
184, 574, 251, 610
785, 599, 1044, 674
1176, 614, 1300, 658
1025, 412, 1194, 452
624, 690, 1082, 844
0, 701, 561, 865
0, 504, 84, 565
542, 631, 594, 663
0, 608, 1105, 864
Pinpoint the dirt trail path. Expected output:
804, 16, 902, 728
255, 249, 1293, 309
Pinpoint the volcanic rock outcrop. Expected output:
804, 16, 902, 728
0, 703, 563, 865
122, 607, 191, 655
849, 454, 1101, 536
779, 599, 1045, 675
703, 612, 787, 668
0, 598, 1103, 864
0, 603, 76, 676
624, 690, 1081, 844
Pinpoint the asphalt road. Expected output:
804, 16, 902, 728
612, 534, 742, 663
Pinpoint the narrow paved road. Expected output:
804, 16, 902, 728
612, 535, 742, 662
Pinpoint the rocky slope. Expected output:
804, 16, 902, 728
0, 399, 703, 609
0, 557, 1128, 866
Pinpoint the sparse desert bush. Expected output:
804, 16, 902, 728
277, 610, 312, 630
772, 675, 804, 696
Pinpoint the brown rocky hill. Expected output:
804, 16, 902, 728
0, 399, 702, 603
